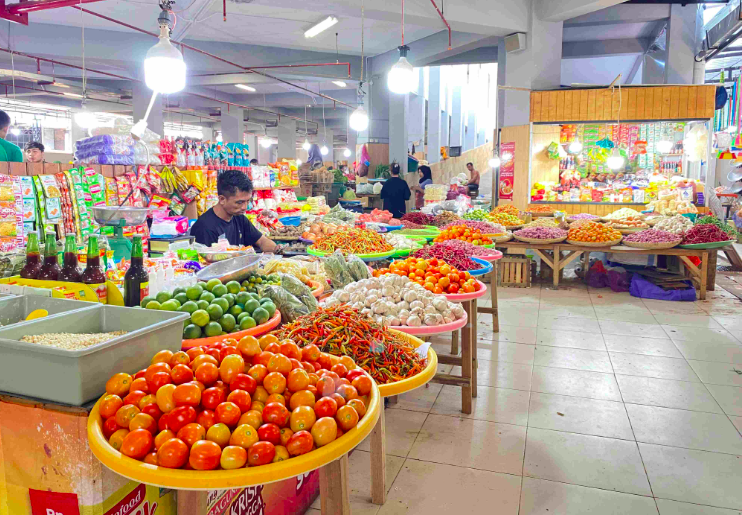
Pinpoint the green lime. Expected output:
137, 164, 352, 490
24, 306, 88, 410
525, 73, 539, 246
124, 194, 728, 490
236, 292, 250, 305
172, 286, 187, 297
183, 319, 190, 329
226, 281, 241, 295
204, 322, 222, 338
218, 314, 236, 332
206, 304, 224, 321
199, 291, 216, 303
186, 284, 204, 300
183, 324, 202, 339
190, 309, 210, 327
174, 292, 189, 305
205, 278, 222, 292
141, 295, 155, 308
239, 316, 257, 330
211, 297, 229, 313
260, 296, 273, 305
196, 299, 210, 310
161, 299, 181, 311
223, 293, 235, 308
229, 304, 243, 317
241, 280, 250, 288
248, 292, 260, 300
212, 284, 228, 297
244, 298, 260, 315
237, 312, 251, 323
179, 301, 199, 314
145, 300, 162, 310
261, 301, 276, 318
252, 307, 269, 325
155, 291, 172, 304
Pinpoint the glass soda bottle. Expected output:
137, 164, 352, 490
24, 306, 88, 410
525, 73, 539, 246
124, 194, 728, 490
81, 235, 107, 303
37, 232, 61, 281
124, 235, 150, 307
20, 231, 41, 279
58, 234, 82, 282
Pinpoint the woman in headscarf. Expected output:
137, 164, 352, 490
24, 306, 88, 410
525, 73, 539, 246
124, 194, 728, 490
380, 161, 411, 218
307, 144, 324, 170
411, 164, 433, 210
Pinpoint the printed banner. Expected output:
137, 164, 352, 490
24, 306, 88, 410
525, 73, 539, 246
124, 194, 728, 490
498, 142, 515, 201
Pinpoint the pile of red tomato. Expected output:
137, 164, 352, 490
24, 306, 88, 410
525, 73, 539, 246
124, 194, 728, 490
372, 257, 480, 294
98, 334, 372, 471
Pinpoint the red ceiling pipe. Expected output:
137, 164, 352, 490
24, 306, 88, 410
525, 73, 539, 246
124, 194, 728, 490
0, 46, 136, 81
428, 0, 451, 50
7, 0, 103, 14
70, 6, 354, 107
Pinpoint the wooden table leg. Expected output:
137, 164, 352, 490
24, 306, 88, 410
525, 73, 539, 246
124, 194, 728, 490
471, 298, 478, 399
177, 491, 208, 515
553, 248, 561, 287
700, 251, 708, 301
320, 454, 351, 515
490, 267, 499, 332
387, 395, 398, 405
461, 301, 473, 415
450, 327, 459, 355
706, 250, 717, 291
370, 402, 386, 505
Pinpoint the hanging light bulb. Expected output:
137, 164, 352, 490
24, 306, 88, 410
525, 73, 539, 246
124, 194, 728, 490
568, 138, 583, 154
388, 46, 414, 94
296, 159, 303, 166
343, 148, 351, 158
302, 139, 311, 151
501, 152, 513, 163
75, 109, 97, 129
606, 147, 624, 170
260, 139, 273, 149
655, 140, 673, 154
320, 145, 329, 156
488, 156, 501, 168
349, 106, 369, 132
144, 5, 186, 94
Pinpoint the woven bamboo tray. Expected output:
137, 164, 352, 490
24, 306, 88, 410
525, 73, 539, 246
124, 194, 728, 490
502, 224, 523, 230
491, 233, 513, 243
566, 238, 623, 247
612, 226, 649, 234
566, 216, 600, 223
512, 234, 567, 244
622, 240, 681, 250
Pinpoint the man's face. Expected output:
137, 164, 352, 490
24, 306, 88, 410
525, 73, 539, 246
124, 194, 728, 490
0, 125, 8, 139
26, 148, 43, 163
219, 189, 252, 217
467, 164, 473, 171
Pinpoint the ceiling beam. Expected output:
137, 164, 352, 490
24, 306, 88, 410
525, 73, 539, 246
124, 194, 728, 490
536, 0, 631, 23
625, 53, 644, 83
562, 38, 647, 58
563, 3, 669, 26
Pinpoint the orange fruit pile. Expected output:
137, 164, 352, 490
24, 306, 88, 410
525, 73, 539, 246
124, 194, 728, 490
433, 225, 493, 245
567, 222, 622, 243
492, 204, 520, 216
373, 257, 479, 294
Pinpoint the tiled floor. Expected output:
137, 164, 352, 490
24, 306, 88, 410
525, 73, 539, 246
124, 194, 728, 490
310, 282, 742, 515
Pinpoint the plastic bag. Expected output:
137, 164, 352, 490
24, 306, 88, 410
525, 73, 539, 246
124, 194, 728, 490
346, 254, 370, 281
629, 274, 696, 301
323, 251, 354, 289
279, 273, 318, 311
606, 267, 630, 293
262, 285, 310, 322
585, 260, 608, 289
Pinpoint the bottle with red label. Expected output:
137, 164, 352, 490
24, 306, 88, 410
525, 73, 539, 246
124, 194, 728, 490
58, 234, 82, 282
81, 235, 107, 303
20, 231, 41, 279
37, 232, 61, 281
124, 235, 149, 307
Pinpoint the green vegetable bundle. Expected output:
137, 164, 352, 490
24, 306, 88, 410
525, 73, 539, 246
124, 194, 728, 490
695, 215, 738, 237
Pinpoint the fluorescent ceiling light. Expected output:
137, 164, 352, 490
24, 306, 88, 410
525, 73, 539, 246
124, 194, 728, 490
332, 81, 347, 88
305, 16, 338, 38
63, 92, 84, 99
236, 84, 256, 92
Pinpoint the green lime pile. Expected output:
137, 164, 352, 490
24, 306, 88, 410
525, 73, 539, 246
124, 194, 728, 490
141, 277, 277, 340
241, 272, 281, 294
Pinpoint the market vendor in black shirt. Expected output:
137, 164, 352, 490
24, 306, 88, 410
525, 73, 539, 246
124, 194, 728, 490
380, 162, 411, 219
190, 169, 279, 252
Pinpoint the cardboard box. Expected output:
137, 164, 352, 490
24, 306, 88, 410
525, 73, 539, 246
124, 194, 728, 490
25, 163, 43, 176
43, 163, 62, 175
101, 165, 114, 178
113, 165, 125, 177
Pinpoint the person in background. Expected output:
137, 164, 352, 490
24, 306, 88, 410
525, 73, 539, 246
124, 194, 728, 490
0, 110, 23, 162
189, 169, 280, 252
24, 141, 45, 163
411, 164, 433, 210
249, 158, 258, 166
380, 162, 411, 219
466, 162, 480, 197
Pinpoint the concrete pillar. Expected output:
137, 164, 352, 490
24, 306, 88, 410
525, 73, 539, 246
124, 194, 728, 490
643, 55, 666, 84
427, 67, 442, 164
367, 62, 390, 144
220, 109, 244, 144
666, 4, 697, 85
389, 90, 409, 173
346, 128, 357, 162
408, 79, 426, 149
276, 119, 297, 160
133, 82, 163, 137
201, 127, 214, 142
244, 134, 257, 162
450, 86, 463, 147
465, 108, 476, 151
70, 122, 87, 147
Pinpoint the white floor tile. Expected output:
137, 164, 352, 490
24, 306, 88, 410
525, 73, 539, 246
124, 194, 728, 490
731, 416, 742, 434
407, 414, 526, 475
705, 385, 742, 416
474, 340, 535, 364
531, 366, 622, 401
653, 314, 723, 329
347, 450, 405, 512
528, 392, 634, 439
672, 340, 742, 365
520, 477, 659, 515
536, 328, 607, 351
609, 353, 700, 382
625, 404, 742, 454
656, 499, 742, 515
714, 316, 742, 334
453, 360, 533, 390
379, 460, 522, 515
357, 408, 428, 458
616, 375, 722, 413
538, 306, 597, 319
643, 300, 707, 315
687, 360, 742, 387
599, 320, 668, 338
661, 326, 740, 345
534, 346, 613, 373
538, 315, 601, 332
603, 334, 683, 358
430, 385, 530, 426
477, 324, 538, 345
523, 427, 652, 496
639, 443, 742, 510
594, 310, 659, 324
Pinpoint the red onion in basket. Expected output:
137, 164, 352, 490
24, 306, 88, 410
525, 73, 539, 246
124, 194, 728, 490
623, 229, 682, 244
514, 227, 568, 239
568, 213, 600, 220
682, 224, 733, 244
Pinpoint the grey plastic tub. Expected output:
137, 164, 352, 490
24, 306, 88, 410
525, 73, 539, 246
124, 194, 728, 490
0, 296, 94, 328
0, 304, 188, 406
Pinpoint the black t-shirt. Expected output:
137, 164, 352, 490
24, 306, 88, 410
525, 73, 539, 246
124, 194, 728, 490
380, 176, 411, 219
190, 208, 263, 247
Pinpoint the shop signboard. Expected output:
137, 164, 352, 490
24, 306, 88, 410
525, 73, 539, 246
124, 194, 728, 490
499, 142, 515, 200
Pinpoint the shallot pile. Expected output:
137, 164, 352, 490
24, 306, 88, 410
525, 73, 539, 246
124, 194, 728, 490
413, 243, 483, 271
514, 227, 568, 239
435, 239, 497, 257
682, 224, 734, 244
568, 213, 600, 220
401, 220, 425, 229
623, 229, 682, 244
401, 212, 435, 226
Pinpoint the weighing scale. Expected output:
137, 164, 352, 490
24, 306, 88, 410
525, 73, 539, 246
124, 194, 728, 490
92, 206, 149, 262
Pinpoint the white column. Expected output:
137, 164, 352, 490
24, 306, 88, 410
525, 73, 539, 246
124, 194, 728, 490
276, 119, 297, 160
450, 86, 463, 147
244, 134, 257, 162
201, 127, 214, 142
389, 90, 409, 173
221, 109, 244, 144
427, 67, 442, 164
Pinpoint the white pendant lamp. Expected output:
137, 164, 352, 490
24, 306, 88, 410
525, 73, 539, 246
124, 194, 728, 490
296, 159, 303, 166
488, 156, 501, 168
144, 8, 186, 94
568, 138, 583, 154
320, 145, 329, 156
302, 139, 311, 151
343, 148, 351, 158
75, 108, 97, 130
388, 46, 413, 94
349, 106, 369, 131
260, 139, 273, 149
606, 147, 624, 170
655, 140, 673, 154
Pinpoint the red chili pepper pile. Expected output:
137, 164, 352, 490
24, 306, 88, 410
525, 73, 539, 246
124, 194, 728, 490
276, 306, 426, 384
682, 224, 734, 244
413, 242, 483, 271
313, 227, 393, 254
401, 212, 435, 226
